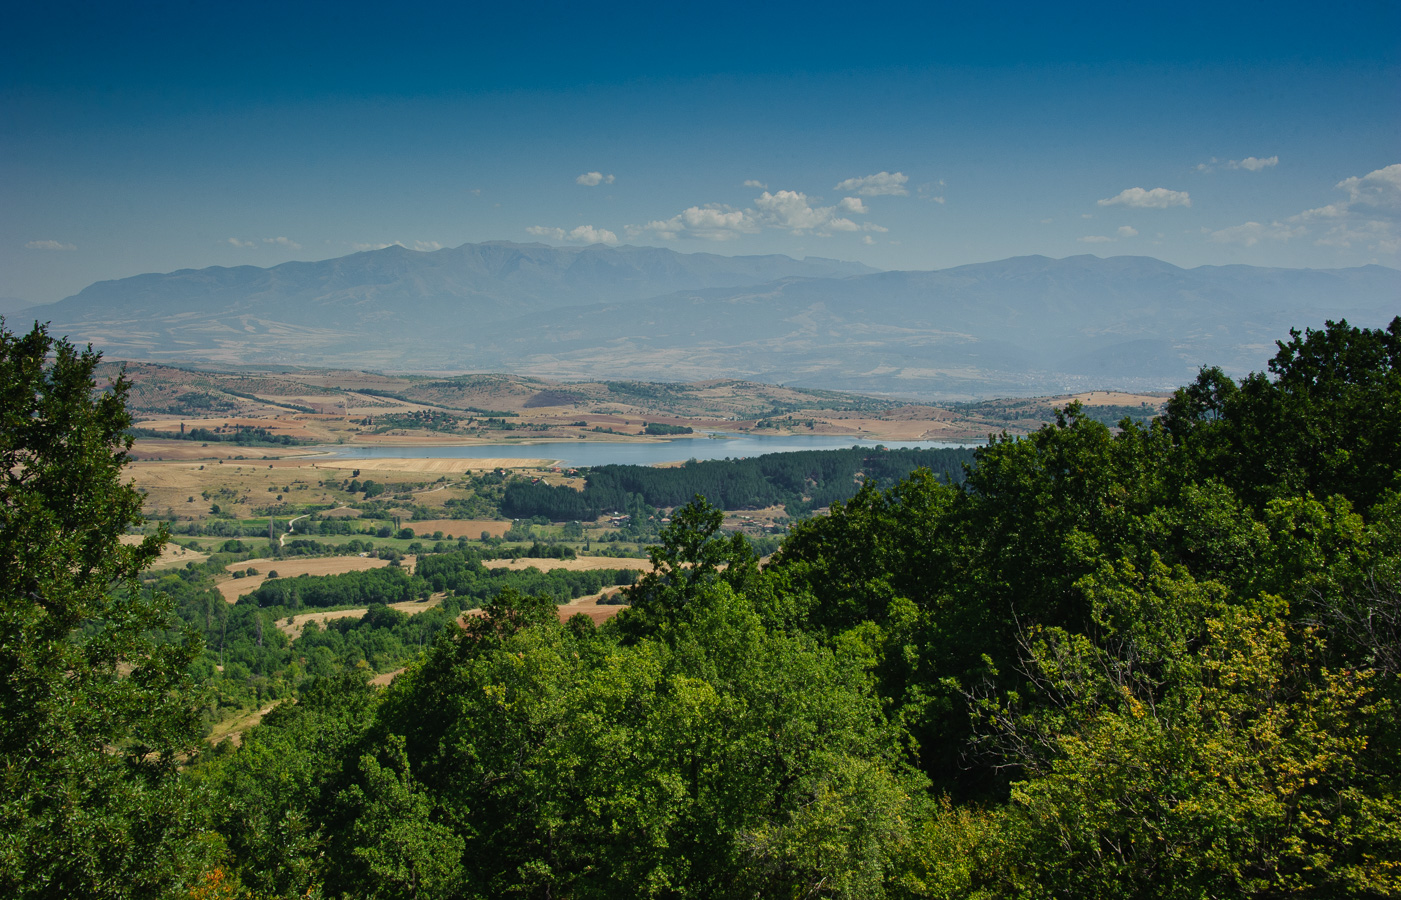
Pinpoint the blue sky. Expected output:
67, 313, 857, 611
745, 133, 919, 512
2, 1, 1397, 304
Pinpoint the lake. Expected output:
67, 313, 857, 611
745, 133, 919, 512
315, 433, 977, 468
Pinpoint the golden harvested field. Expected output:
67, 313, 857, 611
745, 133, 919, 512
459, 587, 629, 630
209, 701, 280, 748
138, 416, 323, 440
405, 518, 510, 538
274, 608, 367, 639
122, 450, 556, 519
125, 458, 350, 517
274, 595, 443, 640
557, 588, 629, 625
370, 668, 405, 686
129, 440, 315, 461
388, 597, 442, 615
215, 555, 395, 603
486, 556, 654, 573
1069, 391, 1170, 406
120, 533, 210, 570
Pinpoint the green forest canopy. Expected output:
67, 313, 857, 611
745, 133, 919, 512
2, 317, 1398, 898
502, 445, 977, 520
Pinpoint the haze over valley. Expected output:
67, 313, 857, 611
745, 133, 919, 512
19, 242, 1399, 400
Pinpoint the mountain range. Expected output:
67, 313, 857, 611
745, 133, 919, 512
13, 242, 1399, 400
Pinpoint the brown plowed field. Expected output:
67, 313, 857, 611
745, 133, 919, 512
405, 518, 511, 538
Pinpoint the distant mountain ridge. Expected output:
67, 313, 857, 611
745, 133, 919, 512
29, 242, 874, 324
16, 242, 1399, 400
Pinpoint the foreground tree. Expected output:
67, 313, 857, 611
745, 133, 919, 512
0, 321, 205, 897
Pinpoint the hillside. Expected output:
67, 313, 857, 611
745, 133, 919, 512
103, 361, 1165, 446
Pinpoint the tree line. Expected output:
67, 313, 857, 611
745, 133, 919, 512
126, 424, 304, 445
502, 445, 978, 520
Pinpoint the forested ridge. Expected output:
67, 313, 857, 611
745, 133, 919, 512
502, 445, 977, 520
2, 318, 1399, 898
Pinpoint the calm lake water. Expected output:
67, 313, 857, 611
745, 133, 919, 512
315, 433, 977, 468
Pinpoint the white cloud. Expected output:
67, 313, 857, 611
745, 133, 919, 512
526, 224, 619, 245
1116, 225, 1139, 238
227, 237, 255, 248
1209, 163, 1401, 255
1206, 221, 1305, 246
1335, 163, 1401, 209
756, 190, 840, 232
632, 183, 893, 242
263, 236, 301, 249
633, 205, 760, 241
576, 171, 615, 186
1198, 155, 1280, 173
1098, 187, 1191, 209
1312, 219, 1401, 253
25, 239, 76, 251
916, 180, 946, 203
1230, 156, 1278, 172
756, 190, 834, 231
834, 171, 909, 196
414, 240, 443, 252
754, 190, 888, 236
1293, 203, 1349, 222
743, 179, 767, 189
1078, 235, 1114, 243
861, 235, 876, 245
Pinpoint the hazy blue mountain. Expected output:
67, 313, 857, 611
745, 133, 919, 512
455, 254, 1399, 397
22, 246, 1399, 399
22, 242, 874, 327
0, 297, 36, 316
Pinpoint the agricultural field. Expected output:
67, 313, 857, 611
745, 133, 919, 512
213, 555, 401, 603
108, 366, 1166, 739
105, 360, 1169, 453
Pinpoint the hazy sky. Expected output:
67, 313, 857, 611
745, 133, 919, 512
2, 1, 1397, 304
